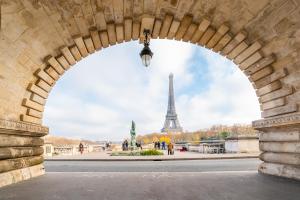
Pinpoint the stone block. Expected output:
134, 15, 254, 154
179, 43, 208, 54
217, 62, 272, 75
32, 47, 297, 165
221, 31, 247, 55
250, 66, 273, 82
261, 98, 285, 110
107, 23, 117, 45
257, 81, 281, 96
175, 15, 193, 40
22, 99, 44, 112
45, 66, 60, 81
116, 24, 124, 43
262, 104, 297, 118
254, 68, 287, 89
56, 55, 71, 70
83, 37, 95, 53
159, 14, 173, 39
206, 24, 229, 48
167, 20, 180, 39
99, 31, 110, 47
28, 84, 48, 99
0, 134, 43, 147
227, 41, 248, 60
258, 162, 300, 180
70, 45, 82, 61
190, 18, 210, 44
45, 56, 65, 75
213, 33, 232, 52
30, 94, 46, 105
0, 164, 45, 188
260, 152, 300, 165
244, 54, 275, 76
74, 36, 89, 57
35, 69, 55, 86
0, 147, 44, 160
152, 19, 162, 39
182, 23, 197, 42
124, 18, 132, 41
26, 108, 42, 119
260, 142, 300, 153
260, 86, 293, 103
90, 30, 102, 50
198, 27, 215, 46
60, 46, 77, 65
132, 21, 140, 40
35, 79, 51, 93
235, 41, 262, 64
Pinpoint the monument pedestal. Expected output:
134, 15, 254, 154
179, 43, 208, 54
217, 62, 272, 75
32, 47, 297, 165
253, 113, 300, 180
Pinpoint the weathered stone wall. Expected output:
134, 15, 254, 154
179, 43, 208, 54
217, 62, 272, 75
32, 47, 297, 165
0, 119, 48, 187
0, 0, 299, 185
253, 113, 300, 180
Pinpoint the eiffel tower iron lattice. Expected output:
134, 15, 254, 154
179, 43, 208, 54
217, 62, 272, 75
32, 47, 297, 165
161, 73, 183, 133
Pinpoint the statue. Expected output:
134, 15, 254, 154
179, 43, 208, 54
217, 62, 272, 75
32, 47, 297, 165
130, 120, 137, 150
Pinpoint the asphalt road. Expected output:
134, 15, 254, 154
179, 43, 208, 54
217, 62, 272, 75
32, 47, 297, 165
1, 159, 300, 200
44, 158, 260, 172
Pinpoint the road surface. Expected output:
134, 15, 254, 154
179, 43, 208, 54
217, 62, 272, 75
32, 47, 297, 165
1, 159, 299, 200
44, 158, 260, 172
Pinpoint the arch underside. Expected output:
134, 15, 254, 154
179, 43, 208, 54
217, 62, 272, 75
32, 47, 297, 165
0, 0, 300, 186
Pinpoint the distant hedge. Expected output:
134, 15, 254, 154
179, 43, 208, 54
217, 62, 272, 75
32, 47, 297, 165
111, 149, 163, 156
140, 149, 163, 156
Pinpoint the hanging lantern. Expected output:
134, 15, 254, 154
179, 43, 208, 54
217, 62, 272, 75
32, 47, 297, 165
140, 29, 153, 67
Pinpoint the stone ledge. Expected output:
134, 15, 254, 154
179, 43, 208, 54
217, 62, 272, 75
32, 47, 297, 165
252, 113, 300, 129
0, 119, 48, 136
0, 164, 45, 188
258, 162, 300, 180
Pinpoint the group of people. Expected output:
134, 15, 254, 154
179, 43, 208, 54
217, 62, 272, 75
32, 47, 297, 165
122, 140, 129, 151
122, 140, 142, 151
154, 141, 174, 155
154, 141, 166, 150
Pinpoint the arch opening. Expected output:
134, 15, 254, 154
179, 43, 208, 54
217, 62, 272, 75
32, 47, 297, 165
43, 40, 260, 142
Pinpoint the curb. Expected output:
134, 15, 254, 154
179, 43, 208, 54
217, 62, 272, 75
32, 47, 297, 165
45, 156, 259, 162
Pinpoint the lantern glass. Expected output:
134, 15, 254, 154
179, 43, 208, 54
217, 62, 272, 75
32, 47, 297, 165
142, 54, 152, 67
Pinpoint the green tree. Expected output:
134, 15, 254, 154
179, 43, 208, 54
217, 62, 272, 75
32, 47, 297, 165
219, 131, 230, 139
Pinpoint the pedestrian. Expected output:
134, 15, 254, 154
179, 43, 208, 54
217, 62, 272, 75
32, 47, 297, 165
162, 141, 166, 150
125, 140, 128, 151
158, 142, 161, 149
122, 141, 125, 151
79, 142, 84, 154
168, 142, 174, 155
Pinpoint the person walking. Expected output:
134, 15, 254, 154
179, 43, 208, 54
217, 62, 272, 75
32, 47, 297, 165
168, 142, 174, 155
162, 141, 166, 150
125, 140, 128, 151
79, 142, 84, 155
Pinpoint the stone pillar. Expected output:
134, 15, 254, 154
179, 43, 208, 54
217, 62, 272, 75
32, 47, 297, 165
0, 119, 48, 187
253, 113, 300, 180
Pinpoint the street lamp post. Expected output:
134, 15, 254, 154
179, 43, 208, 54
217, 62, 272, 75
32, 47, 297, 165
140, 29, 153, 67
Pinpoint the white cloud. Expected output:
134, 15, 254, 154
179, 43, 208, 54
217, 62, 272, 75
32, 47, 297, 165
44, 40, 260, 141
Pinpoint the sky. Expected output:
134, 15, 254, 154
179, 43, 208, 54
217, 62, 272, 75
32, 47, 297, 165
43, 39, 261, 141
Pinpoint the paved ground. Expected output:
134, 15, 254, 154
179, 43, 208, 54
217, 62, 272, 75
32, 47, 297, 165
44, 158, 260, 172
1, 172, 300, 200
1, 159, 300, 200
45, 151, 259, 161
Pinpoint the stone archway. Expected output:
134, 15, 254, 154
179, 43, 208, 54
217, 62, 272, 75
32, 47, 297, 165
0, 0, 300, 187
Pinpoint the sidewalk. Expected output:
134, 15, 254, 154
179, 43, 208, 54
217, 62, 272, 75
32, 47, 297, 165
45, 151, 259, 161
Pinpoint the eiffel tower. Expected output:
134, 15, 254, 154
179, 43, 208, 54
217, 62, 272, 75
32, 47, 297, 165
161, 73, 183, 133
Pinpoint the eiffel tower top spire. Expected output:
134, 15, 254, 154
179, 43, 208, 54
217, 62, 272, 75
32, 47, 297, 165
161, 73, 183, 133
